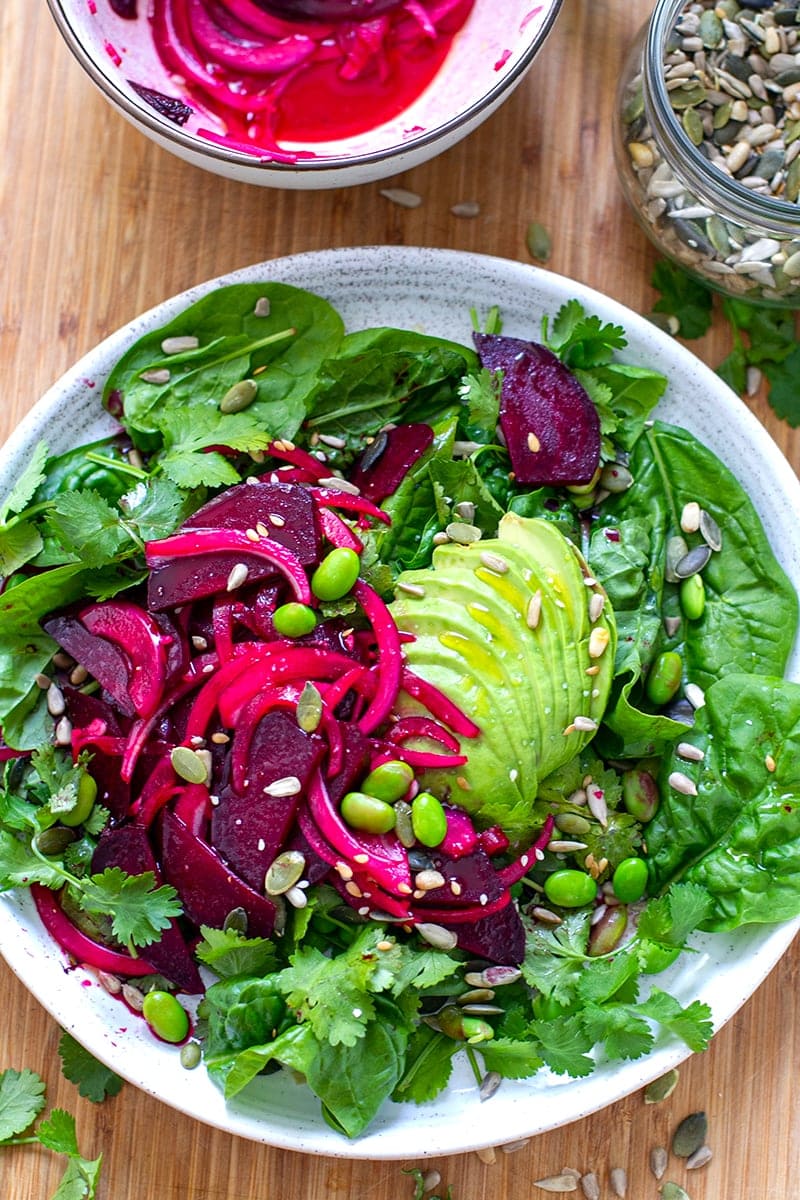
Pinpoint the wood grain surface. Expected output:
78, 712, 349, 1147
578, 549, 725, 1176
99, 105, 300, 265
1, 2, 799, 1197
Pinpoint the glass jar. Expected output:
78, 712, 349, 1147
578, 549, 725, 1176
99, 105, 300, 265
613, 0, 800, 306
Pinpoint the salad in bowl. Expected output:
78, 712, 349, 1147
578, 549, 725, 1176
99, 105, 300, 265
0, 249, 798, 1151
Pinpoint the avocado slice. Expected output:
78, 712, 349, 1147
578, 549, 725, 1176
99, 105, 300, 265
390, 515, 616, 843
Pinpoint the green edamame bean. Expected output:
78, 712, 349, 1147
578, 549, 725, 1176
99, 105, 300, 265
645, 650, 683, 706
680, 573, 706, 621
612, 857, 649, 903
141, 990, 190, 1044
411, 791, 448, 847
273, 602, 317, 638
361, 759, 414, 804
340, 791, 396, 835
543, 869, 598, 908
311, 547, 360, 602
61, 772, 97, 828
622, 767, 660, 823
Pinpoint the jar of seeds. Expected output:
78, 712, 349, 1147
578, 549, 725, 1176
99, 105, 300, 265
614, 0, 800, 306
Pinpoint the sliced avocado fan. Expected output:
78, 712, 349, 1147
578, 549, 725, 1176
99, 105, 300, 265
390, 514, 617, 843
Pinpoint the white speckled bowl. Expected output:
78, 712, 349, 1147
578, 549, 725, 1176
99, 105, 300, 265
1, 248, 799, 1157
45, 0, 563, 188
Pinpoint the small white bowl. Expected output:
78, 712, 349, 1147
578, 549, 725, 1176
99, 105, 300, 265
46, 0, 563, 188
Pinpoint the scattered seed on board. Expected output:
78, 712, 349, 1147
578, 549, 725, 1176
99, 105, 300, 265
526, 221, 552, 262
561, 1169, 582, 1183
649, 1146, 668, 1181
451, 201, 481, 218
580, 1172, 600, 1200
161, 335, 199, 355
669, 770, 698, 796
644, 1067, 680, 1103
475, 1147, 496, 1165
500, 1138, 530, 1155
672, 1111, 708, 1158
379, 187, 422, 208
659, 1185, 690, 1200
532, 1174, 578, 1192
609, 1167, 627, 1198
686, 1145, 713, 1170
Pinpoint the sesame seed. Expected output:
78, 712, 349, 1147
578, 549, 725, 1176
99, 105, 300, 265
226, 562, 249, 591
191, 635, 208, 650
245, 527, 260, 542
527, 431, 541, 453
479, 551, 509, 574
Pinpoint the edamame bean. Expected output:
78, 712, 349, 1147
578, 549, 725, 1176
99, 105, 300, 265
311, 547, 360, 601
361, 759, 414, 804
273, 602, 317, 638
680, 573, 706, 621
612, 857, 649, 903
645, 650, 683, 706
543, 869, 598, 908
60, 772, 97, 828
141, 990, 190, 1044
340, 791, 396, 835
622, 767, 660, 822
411, 791, 448, 847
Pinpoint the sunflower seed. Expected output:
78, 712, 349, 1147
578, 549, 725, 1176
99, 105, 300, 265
686, 1144, 713, 1169
161, 335, 199, 355
672, 1111, 708, 1157
580, 1173, 600, 1200
677, 741, 705, 761
380, 187, 422, 208
97, 970, 123, 995
180, 1041, 202, 1070
610, 1168, 627, 1198
46, 683, 66, 717
680, 501, 701, 533
479, 551, 509, 574
587, 782, 609, 826
699, 508, 722, 550
685, 682, 706, 709
527, 590, 543, 629
318, 475, 361, 495
589, 592, 605, 622
532, 1174, 578, 1191
451, 201, 481, 218
141, 367, 171, 384
416, 923, 458, 950
263, 776, 302, 797
225, 562, 249, 591
669, 770, 698, 796
650, 1146, 668, 1180
122, 982, 145, 1011
253, 296, 271, 317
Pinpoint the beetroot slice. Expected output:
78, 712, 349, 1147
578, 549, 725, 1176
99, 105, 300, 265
348, 423, 433, 504
473, 334, 601, 486
160, 811, 277, 938
414, 846, 505, 910
42, 614, 135, 717
91, 823, 203, 992
452, 900, 526, 965
128, 81, 193, 125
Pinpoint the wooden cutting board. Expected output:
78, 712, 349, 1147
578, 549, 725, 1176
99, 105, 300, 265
1, 2, 798, 1197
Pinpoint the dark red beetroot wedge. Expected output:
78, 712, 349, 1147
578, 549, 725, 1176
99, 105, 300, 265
230, 708, 324, 796
42, 614, 135, 717
415, 847, 506, 910
348, 424, 434, 504
160, 811, 277, 938
326, 725, 371, 805
91, 823, 203, 992
453, 901, 526, 965
473, 334, 601, 486
147, 482, 319, 610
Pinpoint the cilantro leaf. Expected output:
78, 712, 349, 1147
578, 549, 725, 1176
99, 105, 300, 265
37, 1108, 80, 1157
118, 478, 198, 542
458, 368, 500, 434
58, 1033, 124, 1104
155, 408, 272, 489
392, 1026, 456, 1104
478, 1036, 544, 1080
50, 1154, 103, 1200
650, 260, 713, 340
77, 868, 182, 950
0, 1068, 46, 1140
636, 882, 713, 949
276, 928, 383, 1047
44, 491, 132, 568
581, 1003, 654, 1061
543, 300, 627, 368
575, 952, 640, 1007
762, 345, 800, 426
0, 522, 44, 577
0, 441, 49, 522
195, 925, 278, 979
638, 989, 714, 1052
530, 1013, 595, 1077
521, 911, 591, 1003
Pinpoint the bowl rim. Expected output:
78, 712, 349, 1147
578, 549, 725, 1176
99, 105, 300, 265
45, 0, 564, 174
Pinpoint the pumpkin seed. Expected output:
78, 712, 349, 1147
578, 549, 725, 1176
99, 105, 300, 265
665, 535, 689, 582
674, 544, 712, 578
686, 1145, 713, 1169
296, 682, 323, 732
220, 378, 258, 414
526, 221, 552, 261
699, 508, 723, 550
170, 745, 209, 784
264, 850, 306, 896
672, 1111, 708, 1157
660, 1185, 691, 1200
446, 521, 482, 545
644, 1067, 680, 1103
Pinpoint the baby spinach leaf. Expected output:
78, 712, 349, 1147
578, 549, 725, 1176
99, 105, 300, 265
647, 674, 800, 929
105, 283, 344, 444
